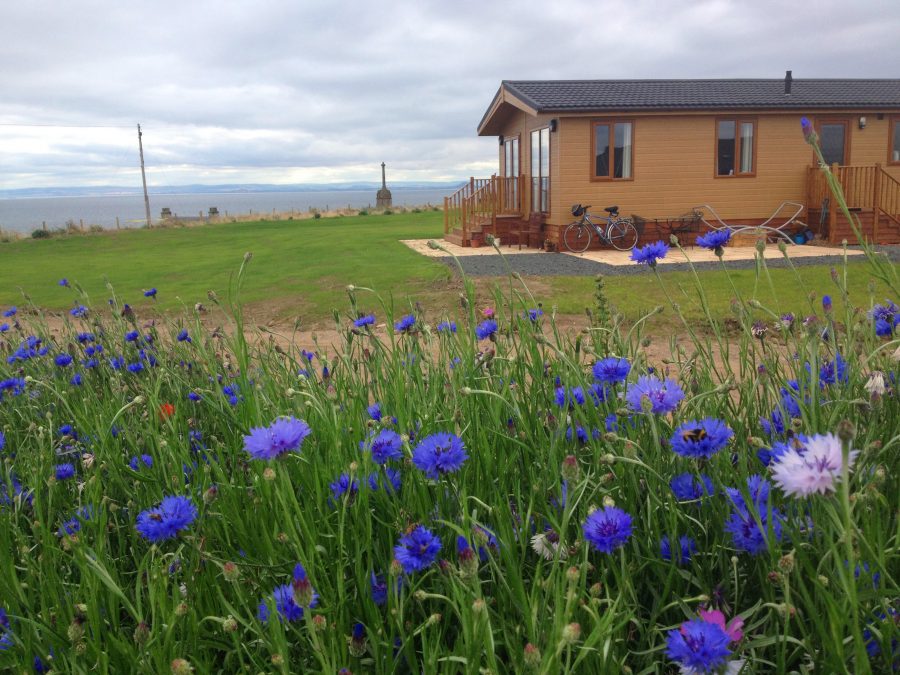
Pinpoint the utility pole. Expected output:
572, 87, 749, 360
137, 124, 152, 228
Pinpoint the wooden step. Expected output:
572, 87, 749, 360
444, 230, 467, 247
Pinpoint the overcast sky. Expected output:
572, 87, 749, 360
1, 0, 898, 189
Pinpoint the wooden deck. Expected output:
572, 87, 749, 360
444, 164, 900, 249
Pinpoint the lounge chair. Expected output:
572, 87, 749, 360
693, 201, 805, 245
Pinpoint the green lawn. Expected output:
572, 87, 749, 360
0, 211, 452, 319
0, 210, 894, 326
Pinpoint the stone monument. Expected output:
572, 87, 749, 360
376, 162, 392, 208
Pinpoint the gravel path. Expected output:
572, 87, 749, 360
437, 245, 900, 277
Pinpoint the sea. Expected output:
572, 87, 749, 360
0, 187, 453, 234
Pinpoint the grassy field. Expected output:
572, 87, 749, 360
0, 210, 894, 328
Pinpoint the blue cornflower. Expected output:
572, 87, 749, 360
58, 505, 93, 537
582, 506, 633, 554
0, 607, 10, 651
0, 324, 8, 333
109, 356, 125, 370
817, 353, 848, 386
0, 432, 3, 450
666, 617, 732, 673
54, 353, 73, 367
354, 314, 375, 328
329, 473, 359, 503
625, 375, 684, 414
144, 288, 157, 298
188, 391, 201, 402
695, 229, 731, 252
394, 525, 442, 573
367, 402, 382, 421
475, 319, 498, 340
70, 305, 87, 318
176, 329, 191, 343
757, 434, 809, 467
412, 432, 468, 478
555, 386, 586, 408
669, 418, 734, 459
724, 475, 785, 555
592, 357, 630, 384
126, 362, 144, 373
2, 307, 15, 317
69, 373, 83, 386
863, 607, 899, 658
360, 428, 403, 464
129, 454, 153, 471
58, 424, 77, 439
526, 308, 544, 322
368, 467, 402, 494
125, 331, 139, 342
630, 240, 669, 266
85, 344, 102, 356
870, 301, 899, 337
243, 416, 312, 460
660, 535, 697, 565
370, 572, 388, 606
257, 583, 319, 624
55, 463, 76, 481
1, 474, 32, 507
76, 332, 95, 343
822, 294, 832, 312
59, 278, 70, 287
135, 495, 197, 542
669, 473, 715, 502
0, 378, 25, 400
394, 314, 416, 333
436, 320, 457, 333
760, 388, 803, 436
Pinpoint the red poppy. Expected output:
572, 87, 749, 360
159, 402, 175, 419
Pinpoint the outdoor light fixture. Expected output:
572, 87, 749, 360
858, 116, 867, 129
549, 119, 558, 132
499, 135, 504, 146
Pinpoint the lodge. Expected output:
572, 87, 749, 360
444, 73, 900, 248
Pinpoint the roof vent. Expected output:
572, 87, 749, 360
784, 70, 792, 95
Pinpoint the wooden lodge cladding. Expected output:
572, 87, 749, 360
444, 76, 900, 248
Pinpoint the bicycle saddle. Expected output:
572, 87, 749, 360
604, 206, 619, 214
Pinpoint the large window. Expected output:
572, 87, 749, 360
531, 127, 549, 212
890, 117, 900, 165
592, 120, 633, 179
503, 136, 519, 210
716, 119, 755, 176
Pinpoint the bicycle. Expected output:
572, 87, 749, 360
562, 204, 639, 253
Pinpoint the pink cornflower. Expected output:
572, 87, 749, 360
771, 433, 858, 498
699, 608, 744, 643
482, 307, 495, 318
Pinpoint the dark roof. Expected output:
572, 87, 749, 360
502, 78, 900, 112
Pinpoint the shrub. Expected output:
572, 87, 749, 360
31, 229, 51, 239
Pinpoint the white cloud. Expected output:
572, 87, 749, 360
0, 0, 898, 188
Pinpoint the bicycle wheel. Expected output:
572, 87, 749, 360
563, 222, 592, 253
607, 219, 639, 251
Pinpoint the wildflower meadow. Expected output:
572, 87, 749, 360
1, 152, 899, 672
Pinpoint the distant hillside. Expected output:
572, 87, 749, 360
0, 181, 466, 199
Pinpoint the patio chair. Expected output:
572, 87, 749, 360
693, 201, 805, 245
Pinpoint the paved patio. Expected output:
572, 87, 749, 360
402, 239, 865, 267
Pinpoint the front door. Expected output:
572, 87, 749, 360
816, 119, 850, 166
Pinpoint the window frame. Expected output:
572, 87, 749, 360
889, 116, 900, 166
503, 134, 520, 178
813, 117, 851, 167
530, 126, 550, 214
590, 118, 635, 182
714, 116, 757, 178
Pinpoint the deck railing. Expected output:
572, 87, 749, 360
444, 175, 524, 241
806, 163, 900, 241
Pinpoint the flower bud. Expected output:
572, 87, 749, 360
175, 602, 189, 617
778, 550, 796, 575
171, 659, 194, 675
472, 598, 486, 614
134, 621, 150, 645
561, 455, 580, 483
561, 623, 581, 644
837, 419, 856, 443
222, 561, 240, 582
566, 566, 580, 585
222, 616, 238, 633
426, 613, 442, 626
348, 622, 367, 657
270, 654, 284, 666
203, 485, 218, 504
524, 643, 542, 669
313, 614, 327, 631
601, 495, 616, 508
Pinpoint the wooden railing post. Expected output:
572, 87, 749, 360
443, 197, 449, 234
828, 163, 840, 244
873, 163, 882, 243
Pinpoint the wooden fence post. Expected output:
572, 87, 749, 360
873, 163, 882, 243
